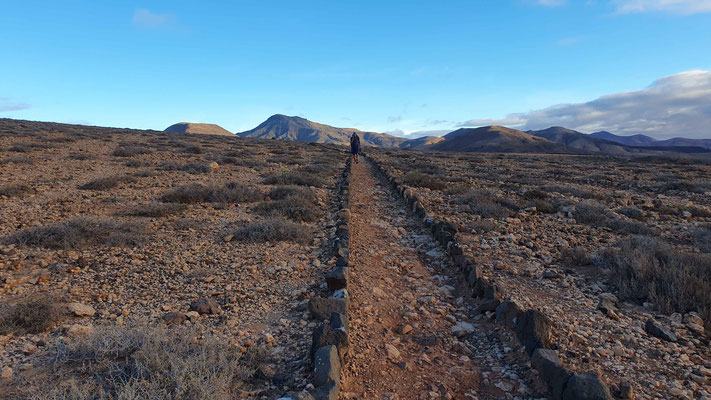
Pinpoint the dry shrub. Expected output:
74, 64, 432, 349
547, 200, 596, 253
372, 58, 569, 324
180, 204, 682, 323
233, 217, 312, 244
112, 146, 151, 157
560, 246, 592, 266
263, 171, 326, 188
688, 206, 711, 218
522, 189, 550, 200
126, 203, 187, 218
541, 184, 602, 200
20, 326, 268, 400
0, 156, 34, 165
573, 200, 608, 224
268, 185, 319, 204
693, 227, 711, 253
605, 219, 652, 235
619, 206, 645, 220
253, 197, 322, 222
78, 175, 137, 191
5, 217, 146, 249
183, 145, 203, 154
458, 189, 519, 218
162, 183, 263, 204
661, 180, 708, 194
0, 296, 61, 334
403, 171, 446, 191
133, 169, 157, 177
0, 184, 29, 198
601, 236, 711, 329
157, 162, 212, 174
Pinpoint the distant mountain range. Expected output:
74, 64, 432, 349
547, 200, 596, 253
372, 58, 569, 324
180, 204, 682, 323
164, 122, 233, 136
163, 115, 710, 155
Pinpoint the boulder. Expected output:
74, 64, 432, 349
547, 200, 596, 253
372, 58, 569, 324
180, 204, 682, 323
515, 309, 552, 356
325, 266, 350, 291
313, 345, 340, 387
162, 312, 187, 326
645, 319, 677, 342
531, 348, 571, 400
68, 302, 96, 317
190, 298, 220, 315
496, 300, 523, 329
478, 299, 501, 313
309, 297, 347, 320
312, 322, 348, 360
562, 372, 612, 400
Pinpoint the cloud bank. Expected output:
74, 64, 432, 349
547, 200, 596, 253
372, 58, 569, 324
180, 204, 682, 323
132, 9, 178, 29
613, 0, 711, 14
459, 70, 711, 139
0, 98, 29, 112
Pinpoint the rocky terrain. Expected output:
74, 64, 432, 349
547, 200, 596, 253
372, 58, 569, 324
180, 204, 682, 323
0, 118, 346, 399
369, 147, 711, 399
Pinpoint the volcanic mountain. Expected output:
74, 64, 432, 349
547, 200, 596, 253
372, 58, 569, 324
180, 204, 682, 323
432, 126, 571, 153
591, 131, 711, 149
164, 123, 233, 136
237, 114, 408, 147
527, 126, 638, 154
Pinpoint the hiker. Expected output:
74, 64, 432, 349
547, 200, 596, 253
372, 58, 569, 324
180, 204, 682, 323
350, 132, 360, 164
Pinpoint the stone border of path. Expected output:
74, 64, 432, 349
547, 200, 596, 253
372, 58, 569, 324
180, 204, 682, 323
286, 158, 351, 400
366, 154, 615, 400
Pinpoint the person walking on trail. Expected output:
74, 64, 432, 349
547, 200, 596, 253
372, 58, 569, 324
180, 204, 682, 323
350, 132, 361, 164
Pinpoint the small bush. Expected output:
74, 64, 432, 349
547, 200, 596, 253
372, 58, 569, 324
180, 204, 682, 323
183, 145, 203, 154
0, 184, 29, 197
661, 180, 708, 194
5, 217, 146, 249
0, 296, 60, 334
162, 183, 263, 204
560, 246, 592, 266
268, 185, 319, 204
529, 198, 557, 214
78, 175, 137, 191
541, 184, 602, 200
605, 219, 651, 235
0, 156, 34, 165
263, 171, 326, 188
126, 203, 187, 217
619, 206, 645, 220
403, 171, 447, 191
601, 236, 711, 329
134, 169, 157, 177
688, 206, 711, 218
66, 153, 94, 161
470, 219, 497, 233
233, 217, 313, 244
458, 189, 519, 218
181, 162, 211, 174
573, 200, 608, 224
124, 159, 150, 168
112, 146, 151, 157
693, 227, 711, 253
254, 197, 322, 222
523, 189, 550, 200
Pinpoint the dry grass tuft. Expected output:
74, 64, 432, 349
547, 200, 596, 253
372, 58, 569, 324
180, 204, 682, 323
112, 146, 151, 157
232, 217, 313, 244
0, 296, 61, 335
161, 183, 264, 204
457, 189, 519, 218
78, 175, 138, 191
5, 217, 146, 249
403, 171, 447, 191
262, 170, 326, 188
126, 203, 188, 218
0, 184, 30, 198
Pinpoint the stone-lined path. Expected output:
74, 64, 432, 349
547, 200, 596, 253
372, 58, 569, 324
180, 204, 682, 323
340, 160, 544, 399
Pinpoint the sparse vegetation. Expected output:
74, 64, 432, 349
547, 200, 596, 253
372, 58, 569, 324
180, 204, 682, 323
78, 175, 137, 191
619, 206, 645, 220
601, 236, 711, 329
232, 217, 313, 243
573, 200, 608, 224
457, 189, 519, 218
263, 170, 326, 187
254, 196, 322, 222
0, 296, 60, 335
0, 184, 29, 198
157, 161, 212, 174
5, 217, 146, 249
161, 183, 264, 204
112, 146, 151, 157
0, 156, 34, 165
403, 171, 447, 190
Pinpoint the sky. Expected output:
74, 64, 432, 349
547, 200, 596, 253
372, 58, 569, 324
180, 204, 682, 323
1, 0, 710, 139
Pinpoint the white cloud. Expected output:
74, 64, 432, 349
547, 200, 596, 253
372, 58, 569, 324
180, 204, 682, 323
459, 70, 711, 139
0, 97, 29, 112
132, 9, 178, 29
612, 0, 711, 14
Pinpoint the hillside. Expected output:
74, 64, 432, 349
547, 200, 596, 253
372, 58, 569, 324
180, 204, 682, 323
432, 126, 571, 153
238, 114, 408, 148
164, 122, 234, 136
528, 127, 638, 154
398, 135, 446, 150
591, 131, 711, 149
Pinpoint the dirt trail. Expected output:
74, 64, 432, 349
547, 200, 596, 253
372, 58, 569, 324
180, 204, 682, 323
340, 160, 540, 399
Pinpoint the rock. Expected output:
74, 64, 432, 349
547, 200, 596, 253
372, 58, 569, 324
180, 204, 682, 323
309, 297, 347, 320
66, 324, 93, 337
597, 293, 618, 315
190, 298, 220, 315
312, 322, 348, 359
473, 277, 497, 299
311, 381, 338, 400
478, 299, 501, 313
399, 324, 413, 335
162, 312, 187, 325
619, 382, 634, 399
258, 364, 276, 379
68, 302, 96, 317
531, 348, 571, 400
313, 345, 341, 387
329, 312, 348, 333
372, 287, 386, 298
325, 266, 349, 291
451, 321, 475, 337
645, 319, 677, 342
562, 372, 612, 400
385, 343, 401, 361
684, 312, 704, 327
496, 300, 523, 329
515, 309, 552, 356
1, 367, 12, 380
209, 161, 219, 171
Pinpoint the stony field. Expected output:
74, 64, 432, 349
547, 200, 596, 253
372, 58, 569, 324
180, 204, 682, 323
0, 119, 347, 399
369, 147, 711, 399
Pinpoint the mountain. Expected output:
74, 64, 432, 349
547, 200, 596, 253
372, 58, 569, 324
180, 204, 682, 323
399, 136, 446, 150
164, 122, 233, 136
590, 131, 711, 149
528, 126, 638, 154
237, 114, 408, 147
432, 126, 571, 153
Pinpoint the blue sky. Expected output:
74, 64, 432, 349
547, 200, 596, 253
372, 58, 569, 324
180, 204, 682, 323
1, 0, 710, 138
